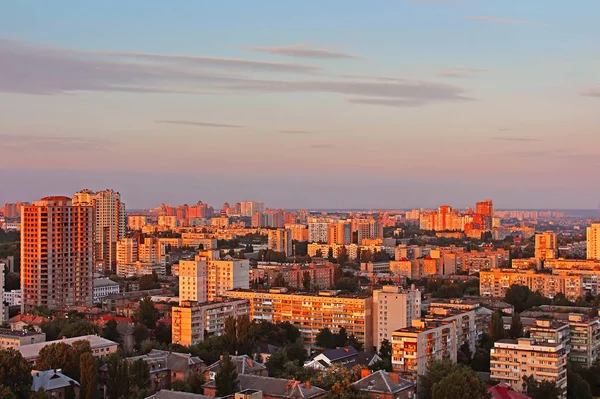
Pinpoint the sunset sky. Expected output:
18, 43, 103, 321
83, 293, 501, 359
1, 0, 599, 209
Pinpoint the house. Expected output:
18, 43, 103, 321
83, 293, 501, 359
127, 350, 205, 393
32, 369, 80, 399
203, 374, 326, 399
8, 315, 48, 333
488, 384, 531, 399
304, 347, 381, 370
255, 343, 280, 363
351, 370, 415, 399
204, 355, 268, 381
147, 390, 213, 399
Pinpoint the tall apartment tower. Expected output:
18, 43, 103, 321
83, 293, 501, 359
356, 219, 383, 244
588, 224, 600, 260
21, 197, 94, 312
475, 200, 494, 230
268, 229, 292, 256
197, 250, 250, 301
373, 285, 421, 350
73, 189, 126, 273
178, 260, 208, 304
328, 221, 351, 245
535, 232, 557, 261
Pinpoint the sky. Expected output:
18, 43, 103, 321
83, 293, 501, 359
1, 0, 599, 210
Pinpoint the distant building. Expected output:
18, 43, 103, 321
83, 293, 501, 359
92, 278, 121, 303
535, 232, 557, 261
17, 335, 119, 363
178, 260, 207, 304
267, 229, 292, 256
372, 286, 421, 350
0, 328, 46, 350
587, 224, 600, 260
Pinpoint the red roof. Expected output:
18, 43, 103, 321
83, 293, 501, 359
489, 384, 531, 399
101, 315, 132, 323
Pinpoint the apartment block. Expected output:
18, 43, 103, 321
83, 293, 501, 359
373, 286, 421, 350
116, 261, 163, 278
328, 221, 352, 245
490, 338, 567, 399
259, 263, 334, 290
308, 222, 329, 243
224, 288, 373, 349
21, 197, 94, 312
480, 270, 583, 302
268, 229, 292, 256
529, 319, 570, 350
197, 250, 250, 301
587, 224, 600, 260
285, 224, 309, 242
172, 299, 250, 346
127, 215, 147, 230
178, 260, 208, 304
0, 329, 46, 350
391, 319, 457, 381
535, 232, 557, 261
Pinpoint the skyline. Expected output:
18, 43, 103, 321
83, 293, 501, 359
1, 0, 600, 209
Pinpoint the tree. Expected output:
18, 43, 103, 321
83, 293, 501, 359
236, 315, 253, 356
79, 353, 98, 399
568, 367, 592, 399
36, 342, 79, 380
133, 323, 150, 350
372, 339, 392, 371
133, 297, 159, 330
215, 353, 239, 397
0, 385, 16, 399
223, 316, 237, 353
457, 343, 472, 365
431, 366, 490, 399
302, 271, 311, 291
417, 358, 456, 399
273, 273, 287, 287
129, 359, 150, 389
188, 372, 205, 394
0, 349, 33, 398
335, 327, 348, 348
105, 354, 129, 399
489, 310, 505, 342
155, 322, 172, 345
170, 381, 193, 393
509, 312, 523, 339
316, 328, 335, 349
523, 376, 561, 399
345, 334, 362, 351
101, 320, 120, 342
138, 274, 156, 291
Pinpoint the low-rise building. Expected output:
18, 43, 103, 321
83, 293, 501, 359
204, 355, 268, 381
203, 375, 326, 399
17, 335, 119, 363
0, 329, 46, 349
352, 370, 415, 399
4, 289, 22, 306
490, 338, 567, 399
31, 369, 80, 399
93, 278, 121, 303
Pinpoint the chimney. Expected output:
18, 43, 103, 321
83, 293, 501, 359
388, 371, 400, 384
361, 369, 371, 379
305, 381, 311, 389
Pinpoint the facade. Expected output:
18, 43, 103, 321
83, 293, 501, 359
172, 299, 250, 346
73, 189, 126, 273
117, 261, 163, 278
267, 229, 292, 256
178, 260, 208, 304
224, 289, 373, 349
356, 219, 383, 244
352, 370, 415, 399
259, 263, 335, 290
588, 224, 600, 260
92, 278, 121, 303
285, 224, 309, 242
197, 251, 250, 301
535, 232, 557, 261
4, 289, 22, 307
127, 215, 147, 230
0, 329, 46, 349
17, 335, 119, 362
490, 338, 567, 398
372, 286, 421, 350
308, 222, 329, 243
328, 221, 351, 245
116, 237, 138, 266
21, 197, 94, 312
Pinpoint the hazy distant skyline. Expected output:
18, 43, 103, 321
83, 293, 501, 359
1, 1, 599, 209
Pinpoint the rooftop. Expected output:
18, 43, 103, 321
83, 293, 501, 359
31, 369, 80, 392
17, 335, 118, 360
150, 390, 212, 399
0, 328, 45, 338
225, 288, 370, 299
93, 278, 120, 288
204, 374, 326, 399
352, 370, 414, 395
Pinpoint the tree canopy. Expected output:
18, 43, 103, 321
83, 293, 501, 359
215, 353, 239, 397
431, 366, 490, 399
0, 349, 32, 399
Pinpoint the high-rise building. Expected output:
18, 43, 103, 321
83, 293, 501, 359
240, 202, 264, 217
127, 215, 147, 230
73, 189, 126, 273
268, 229, 292, 256
475, 200, 494, 230
373, 286, 421, 350
2, 203, 29, 219
308, 222, 329, 243
328, 221, 352, 245
587, 224, 600, 260
535, 232, 557, 261
178, 260, 208, 304
356, 219, 383, 244
285, 224, 309, 242
21, 197, 94, 312
197, 251, 250, 301
116, 237, 139, 266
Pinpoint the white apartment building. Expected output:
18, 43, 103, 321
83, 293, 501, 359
3, 289, 22, 307
308, 222, 329, 243
196, 250, 250, 301
178, 260, 208, 304
92, 278, 121, 303
373, 285, 421, 350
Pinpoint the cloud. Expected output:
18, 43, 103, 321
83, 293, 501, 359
0, 38, 472, 107
581, 88, 600, 98
156, 120, 243, 128
436, 67, 485, 78
465, 16, 527, 24
348, 98, 430, 107
498, 128, 511, 132
0, 134, 110, 151
245, 44, 361, 59
340, 74, 406, 82
310, 144, 334, 149
491, 136, 541, 142
279, 130, 311, 135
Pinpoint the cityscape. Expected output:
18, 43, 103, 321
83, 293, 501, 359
2, 2, 600, 399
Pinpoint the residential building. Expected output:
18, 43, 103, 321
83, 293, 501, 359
21, 197, 94, 312
490, 338, 567, 398
127, 215, 147, 230
17, 335, 119, 362
529, 319, 570, 349
425, 307, 477, 354
0, 329, 46, 349
352, 370, 415, 399
4, 289, 22, 307
240, 202, 264, 217
0, 264, 4, 321
2, 202, 29, 219
31, 369, 80, 399
203, 374, 325, 399
197, 251, 250, 301
158, 215, 178, 229
373, 286, 421, 350
117, 261, 163, 278
268, 229, 292, 256
285, 224, 309, 242
304, 346, 380, 370
328, 221, 351, 245
535, 232, 557, 261
587, 224, 600, 260
308, 222, 329, 243
73, 189, 126, 273
178, 260, 208, 304
259, 263, 334, 290
204, 354, 268, 381
92, 278, 120, 303
117, 237, 139, 266
356, 219, 383, 244
224, 289, 373, 349
139, 237, 167, 266
181, 233, 217, 249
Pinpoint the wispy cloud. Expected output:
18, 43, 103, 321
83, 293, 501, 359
156, 120, 244, 128
491, 136, 541, 142
1, 134, 110, 151
0, 39, 472, 107
581, 88, 600, 98
465, 16, 528, 24
436, 67, 485, 78
279, 130, 311, 135
245, 44, 361, 60
340, 74, 406, 82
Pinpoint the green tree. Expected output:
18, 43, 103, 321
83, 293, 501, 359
457, 343, 472, 365
431, 366, 490, 399
345, 334, 362, 351
509, 312, 523, 339
170, 381, 193, 392
138, 274, 156, 291
105, 354, 129, 399
523, 376, 561, 399
236, 315, 253, 355
302, 271, 311, 291
129, 359, 150, 389
490, 310, 506, 342
215, 353, 239, 397
372, 339, 392, 371
101, 320, 120, 342
79, 353, 98, 399
133, 323, 150, 350
0, 349, 33, 399
133, 297, 159, 330
36, 342, 79, 380
155, 322, 172, 345
418, 358, 456, 399
335, 327, 348, 348
568, 367, 592, 399
188, 372, 205, 394
223, 316, 237, 353
316, 328, 335, 349
0, 385, 17, 399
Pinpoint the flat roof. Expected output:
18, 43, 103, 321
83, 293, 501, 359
17, 335, 118, 360
0, 328, 44, 338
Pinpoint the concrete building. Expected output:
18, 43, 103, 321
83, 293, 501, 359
535, 232, 557, 261
178, 260, 208, 304
92, 278, 120, 303
328, 221, 351, 245
73, 189, 126, 273
117, 237, 139, 266
17, 335, 119, 362
356, 219, 383, 244
197, 251, 250, 301
171, 299, 250, 346
373, 286, 421, 350
490, 338, 567, 398
267, 229, 292, 256
588, 224, 600, 260
0, 329, 46, 349
21, 197, 94, 312
224, 288, 373, 349
127, 215, 147, 230
259, 263, 334, 290
4, 289, 22, 307
31, 369, 80, 399
117, 261, 163, 278
285, 224, 309, 242
308, 222, 329, 244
